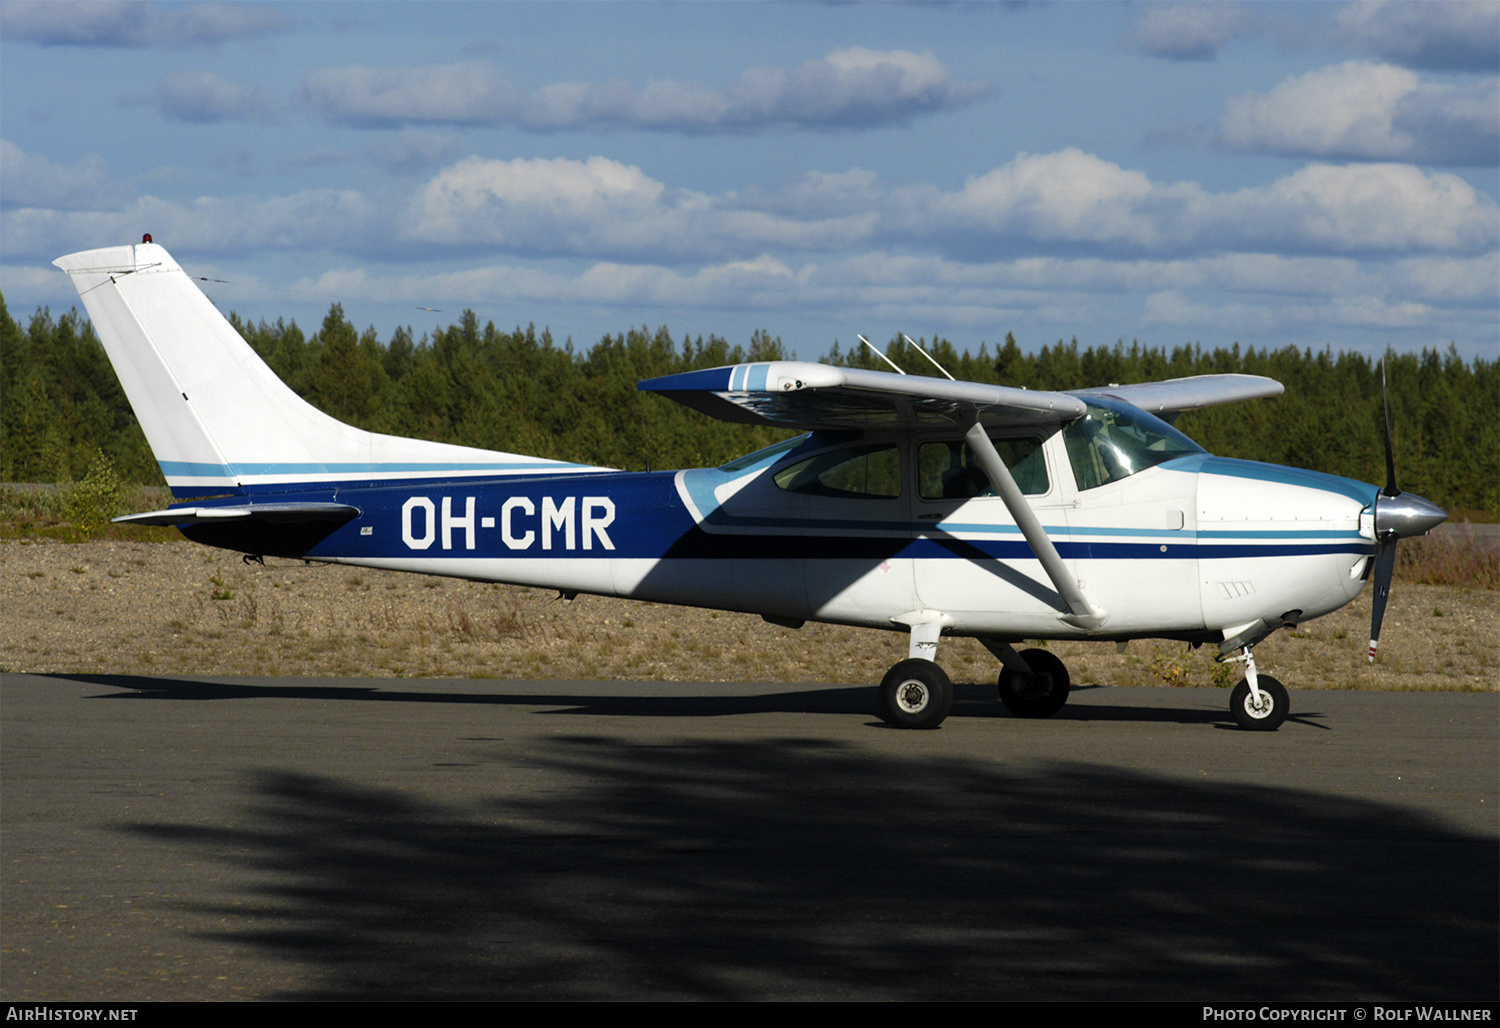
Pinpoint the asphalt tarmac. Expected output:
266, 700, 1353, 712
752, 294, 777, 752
2, 672, 1495, 1002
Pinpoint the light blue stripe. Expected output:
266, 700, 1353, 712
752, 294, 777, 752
748, 364, 769, 391
161, 460, 594, 477
1193, 457, 1379, 504
158, 461, 235, 477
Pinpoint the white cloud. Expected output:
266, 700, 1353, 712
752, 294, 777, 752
1387, 252, 1500, 304
1217, 163, 1498, 253
383, 149, 1500, 262
0, 140, 127, 211
1142, 290, 1283, 333
364, 130, 469, 176
299, 49, 991, 133
1126, 2, 1254, 61
1334, 0, 1500, 72
742, 170, 886, 221
402, 155, 669, 253
129, 71, 278, 123
298, 63, 522, 129
1219, 61, 1499, 165
7, 145, 1494, 360
930, 149, 1197, 248
2, 187, 384, 258
9, 145, 1493, 269
1390, 78, 1500, 167
0, 0, 289, 47
718, 47, 991, 129
401, 155, 876, 259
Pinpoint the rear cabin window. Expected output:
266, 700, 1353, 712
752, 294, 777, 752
773, 444, 902, 499
918, 437, 1049, 500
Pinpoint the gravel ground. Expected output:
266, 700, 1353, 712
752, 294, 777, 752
4, 537, 1495, 692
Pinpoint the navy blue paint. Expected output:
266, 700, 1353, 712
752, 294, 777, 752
163, 469, 1373, 564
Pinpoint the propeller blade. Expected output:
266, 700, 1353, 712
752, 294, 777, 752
1367, 536, 1399, 662
1380, 358, 1399, 498
1365, 361, 1446, 663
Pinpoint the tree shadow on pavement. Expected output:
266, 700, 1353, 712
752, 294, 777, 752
121, 737, 1498, 1000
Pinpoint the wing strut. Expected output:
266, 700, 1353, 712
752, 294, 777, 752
962, 421, 1107, 630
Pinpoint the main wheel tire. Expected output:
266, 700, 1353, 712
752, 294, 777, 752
997, 648, 1070, 718
878, 659, 953, 730
1230, 675, 1289, 731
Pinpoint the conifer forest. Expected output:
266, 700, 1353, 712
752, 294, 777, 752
2, 295, 1494, 521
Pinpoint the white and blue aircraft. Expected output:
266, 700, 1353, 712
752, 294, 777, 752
55, 239, 1447, 731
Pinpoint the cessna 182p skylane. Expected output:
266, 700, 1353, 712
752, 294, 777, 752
55, 240, 1447, 731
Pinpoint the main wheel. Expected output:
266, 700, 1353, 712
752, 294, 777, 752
1230, 675, 1289, 731
878, 659, 953, 730
997, 648, 1070, 718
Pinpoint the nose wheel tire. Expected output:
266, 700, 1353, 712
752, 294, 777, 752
878, 659, 954, 730
997, 648, 1071, 718
1230, 675, 1289, 731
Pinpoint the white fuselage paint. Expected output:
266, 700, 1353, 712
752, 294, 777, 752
338, 432, 1374, 642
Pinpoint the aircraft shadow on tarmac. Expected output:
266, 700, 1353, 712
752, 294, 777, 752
109, 738, 1497, 1001
60, 673, 1331, 728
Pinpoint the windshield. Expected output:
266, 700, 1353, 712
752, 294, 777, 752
1062, 397, 1204, 490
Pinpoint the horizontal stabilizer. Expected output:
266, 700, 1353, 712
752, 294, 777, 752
114, 502, 359, 527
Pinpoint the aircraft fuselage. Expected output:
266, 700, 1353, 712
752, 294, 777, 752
181, 425, 1380, 645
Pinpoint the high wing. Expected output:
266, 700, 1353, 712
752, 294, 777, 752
642, 359, 1286, 635
638, 361, 1085, 430
1071, 375, 1284, 422
639, 360, 1281, 430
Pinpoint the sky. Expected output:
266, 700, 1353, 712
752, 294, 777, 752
2, 0, 1497, 365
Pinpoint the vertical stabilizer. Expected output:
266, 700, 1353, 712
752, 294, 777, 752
54, 242, 598, 497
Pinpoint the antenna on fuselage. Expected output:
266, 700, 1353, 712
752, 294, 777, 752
903, 334, 956, 381
858, 334, 906, 374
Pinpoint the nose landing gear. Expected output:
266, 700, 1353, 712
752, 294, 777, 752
1221, 646, 1290, 731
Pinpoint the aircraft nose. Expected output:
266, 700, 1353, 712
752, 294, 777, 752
1373, 491, 1447, 540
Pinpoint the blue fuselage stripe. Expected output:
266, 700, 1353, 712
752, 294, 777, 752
165, 471, 1373, 563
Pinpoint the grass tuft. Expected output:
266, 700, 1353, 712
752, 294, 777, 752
1395, 528, 1499, 589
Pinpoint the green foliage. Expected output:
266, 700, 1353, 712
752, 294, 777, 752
2, 290, 1493, 520
63, 449, 124, 540
1, 298, 162, 484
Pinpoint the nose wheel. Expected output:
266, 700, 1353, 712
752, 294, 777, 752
1230, 674, 1288, 731
1221, 645, 1290, 731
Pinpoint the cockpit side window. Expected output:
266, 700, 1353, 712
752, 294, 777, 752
773, 443, 902, 499
918, 437, 1048, 500
1062, 398, 1204, 490
719, 434, 808, 473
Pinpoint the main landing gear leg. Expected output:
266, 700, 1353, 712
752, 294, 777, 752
1223, 646, 1289, 731
983, 639, 1071, 718
878, 620, 953, 730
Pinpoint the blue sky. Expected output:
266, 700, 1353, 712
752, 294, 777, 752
2, 0, 1496, 364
